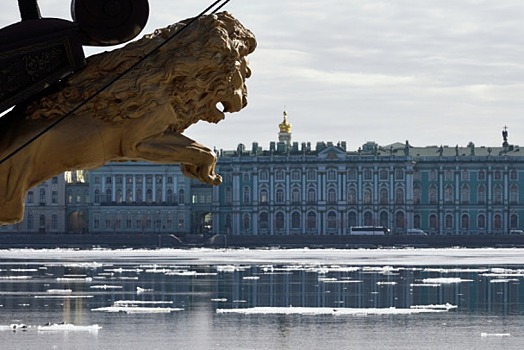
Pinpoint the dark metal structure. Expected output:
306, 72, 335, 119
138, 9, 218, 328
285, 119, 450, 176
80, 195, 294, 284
0, 0, 149, 114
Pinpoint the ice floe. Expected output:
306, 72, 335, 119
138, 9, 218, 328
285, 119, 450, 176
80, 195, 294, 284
216, 306, 455, 315
480, 332, 510, 337
37, 323, 101, 332
92, 300, 182, 314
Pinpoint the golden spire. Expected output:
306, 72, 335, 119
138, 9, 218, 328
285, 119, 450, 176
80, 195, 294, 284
279, 110, 292, 133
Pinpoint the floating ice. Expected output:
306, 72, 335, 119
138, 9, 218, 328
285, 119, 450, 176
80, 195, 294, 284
216, 306, 453, 315
421, 278, 473, 284
136, 286, 153, 293
37, 323, 101, 332
92, 300, 181, 314
480, 332, 510, 337
46, 289, 72, 294
410, 303, 457, 310
35, 295, 94, 299
243, 276, 260, 280
90, 285, 123, 290
92, 306, 182, 314
377, 281, 397, 286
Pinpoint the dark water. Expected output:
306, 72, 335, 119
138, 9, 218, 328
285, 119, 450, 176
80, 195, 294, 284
0, 248, 523, 349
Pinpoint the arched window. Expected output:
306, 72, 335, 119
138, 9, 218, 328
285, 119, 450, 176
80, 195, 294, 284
307, 187, 316, 204
94, 189, 100, 204
461, 185, 470, 204
413, 214, 421, 229
146, 189, 153, 204
327, 188, 337, 204
461, 214, 469, 231
477, 214, 485, 229
444, 185, 453, 204
380, 211, 389, 228
242, 213, 250, 232
429, 185, 437, 205
445, 213, 453, 229
156, 189, 163, 203
477, 185, 486, 204
364, 211, 373, 226
291, 212, 301, 229
275, 188, 285, 203
395, 211, 405, 229
413, 186, 421, 204
243, 186, 251, 204
275, 212, 285, 230
39, 214, 46, 228
116, 189, 123, 204
510, 184, 519, 204
105, 188, 112, 203
493, 213, 502, 231
510, 212, 518, 229
327, 211, 337, 230
429, 214, 438, 230
259, 212, 269, 230
494, 185, 503, 204
348, 187, 357, 205
307, 211, 317, 230
291, 187, 300, 204
126, 189, 133, 203
395, 187, 404, 204
348, 211, 357, 228
379, 188, 388, 205
260, 188, 268, 204
363, 187, 372, 205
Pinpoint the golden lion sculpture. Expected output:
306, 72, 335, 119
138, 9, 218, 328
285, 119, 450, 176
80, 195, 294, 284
0, 12, 256, 224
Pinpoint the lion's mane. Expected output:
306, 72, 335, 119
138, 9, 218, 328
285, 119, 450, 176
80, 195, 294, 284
25, 12, 256, 131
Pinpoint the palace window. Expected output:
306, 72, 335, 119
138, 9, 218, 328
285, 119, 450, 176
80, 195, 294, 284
493, 185, 503, 204
307, 188, 316, 204
429, 170, 437, 181
461, 214, 469, 231
429, 214, 438, 230
348, 187, 357, 205
364, 211, 373, 226
363, 168, 372, 181
429, 185, 437, 205
379, 188, 388, 205
348, 211, 357, 228
477, 185, 486, 204
461, 185, 470, 204
260, 188, 269, 204
395, 211, 405, 229
243, 186, 251, 204
379, 168, 388, 181
291, 212, 301, 229
307, 211, 317, 230
327, 168, 337, 181
493, 213, 502, 231
477, 214, 485, 229
395, 187, 404, 205
275, 212, 285, 231
413, 214, 421, 229
307, 169, 316, 181
327, 188, 337, 204
510, 184, 519, 204
276, 188, 285, 203
275, 169, 285, 181
510, 169, 518, 181
445, 213, 453, 229
291, 169, 301, 181
259, 212, 268, 230
327, 211, 337, 230
395, 169, 404, 181
242, 214, 250, 232
363, 188, 372, 205
477, 170, 486, 181
347, 169, 357, 181
259, 169, 269, 181
413, 186, 421, 205
380, 211, 389, 228
291, 187, 300, 204
444, 185, 453, 204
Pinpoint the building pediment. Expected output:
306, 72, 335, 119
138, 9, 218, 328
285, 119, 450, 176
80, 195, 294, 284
318, 145, 347, 160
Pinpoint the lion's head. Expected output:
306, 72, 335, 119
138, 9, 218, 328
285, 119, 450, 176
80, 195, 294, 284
25, 12, 257, 132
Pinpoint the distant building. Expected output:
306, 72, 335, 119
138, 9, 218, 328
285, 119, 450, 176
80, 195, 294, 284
1, 175, 66, 234
2, 111, 523, 237
212, 112, 524, 236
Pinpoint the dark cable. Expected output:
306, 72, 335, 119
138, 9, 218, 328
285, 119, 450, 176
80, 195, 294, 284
0, 0, 230, 166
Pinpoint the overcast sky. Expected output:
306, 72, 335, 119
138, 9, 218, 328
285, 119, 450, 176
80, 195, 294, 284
3, 0, 524, 151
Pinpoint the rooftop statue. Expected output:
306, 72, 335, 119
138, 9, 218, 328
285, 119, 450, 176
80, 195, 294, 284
0, 11, 256, 224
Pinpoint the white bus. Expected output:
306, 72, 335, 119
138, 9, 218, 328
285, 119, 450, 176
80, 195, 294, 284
349, 226, 390, 235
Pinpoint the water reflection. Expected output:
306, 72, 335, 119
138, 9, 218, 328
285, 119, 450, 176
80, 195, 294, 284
1, 262, 523, 318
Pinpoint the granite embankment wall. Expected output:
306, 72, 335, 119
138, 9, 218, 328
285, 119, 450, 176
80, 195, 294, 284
1, 233, 524, 249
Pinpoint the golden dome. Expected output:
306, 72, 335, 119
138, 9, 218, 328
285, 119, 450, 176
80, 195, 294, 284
279, 111, 292, 133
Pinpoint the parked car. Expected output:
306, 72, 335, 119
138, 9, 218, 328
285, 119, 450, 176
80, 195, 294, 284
510, 229, 524, 235
406, 229, 428, 236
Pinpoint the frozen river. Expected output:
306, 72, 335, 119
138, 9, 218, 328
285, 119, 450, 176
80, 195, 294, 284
0, 247, 523, 349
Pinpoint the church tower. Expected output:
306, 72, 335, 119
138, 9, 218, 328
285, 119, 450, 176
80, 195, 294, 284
278, 110, 292, 146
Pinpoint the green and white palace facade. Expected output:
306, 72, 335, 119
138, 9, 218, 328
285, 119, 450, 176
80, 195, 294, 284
2, 113, 523, 236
